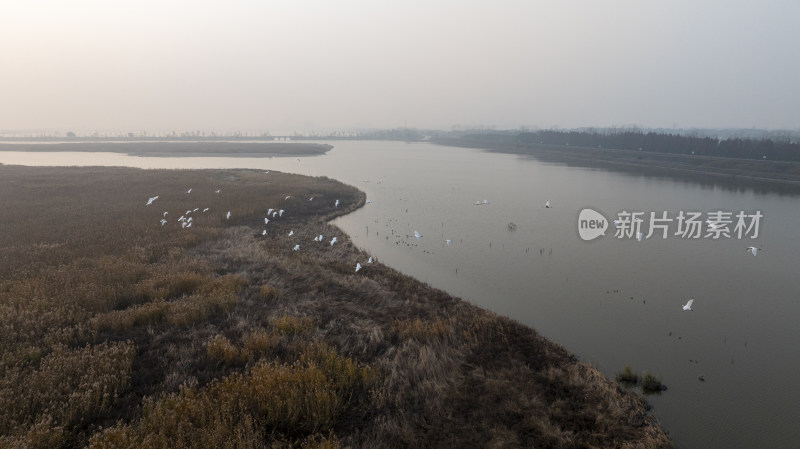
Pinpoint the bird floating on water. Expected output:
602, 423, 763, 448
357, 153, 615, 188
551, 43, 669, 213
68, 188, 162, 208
446, 239, 451, 246
682, 299, 694, 311
746, 246, 761, 256
366, 200, 372, 204
545, 201, 551, 208
146, 196, 158, 206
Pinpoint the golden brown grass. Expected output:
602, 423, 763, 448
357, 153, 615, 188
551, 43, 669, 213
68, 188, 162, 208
0, 164, 672, 448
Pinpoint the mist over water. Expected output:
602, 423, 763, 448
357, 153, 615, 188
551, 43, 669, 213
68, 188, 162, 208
2, 140, 799, 448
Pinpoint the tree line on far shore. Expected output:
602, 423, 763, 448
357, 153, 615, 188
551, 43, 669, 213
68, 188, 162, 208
460, 130, 800, 162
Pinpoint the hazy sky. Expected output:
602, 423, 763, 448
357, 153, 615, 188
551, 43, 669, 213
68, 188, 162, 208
2, 0, 798, 133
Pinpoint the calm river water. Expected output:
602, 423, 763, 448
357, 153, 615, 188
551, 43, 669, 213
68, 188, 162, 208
2, 141, 799, 448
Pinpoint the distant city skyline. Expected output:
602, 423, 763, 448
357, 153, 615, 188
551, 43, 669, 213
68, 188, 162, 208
3, 1, 799, 133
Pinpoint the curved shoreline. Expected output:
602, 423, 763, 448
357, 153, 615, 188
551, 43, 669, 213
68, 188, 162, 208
0, 165, 672, 447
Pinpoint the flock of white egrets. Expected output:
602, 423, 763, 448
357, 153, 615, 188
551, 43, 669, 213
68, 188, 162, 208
146, 182, 374, 274
149, 186, 764, 308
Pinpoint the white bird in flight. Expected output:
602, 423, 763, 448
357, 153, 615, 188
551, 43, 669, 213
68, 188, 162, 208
163, 211, 168, 217
293, 244, 300, 251
368, 256, 373, 264
202, 208, 209, 213
226, 211, 231, 220
335, 199, 340, 207
187, 188, 192, 194
746, 246, 761, 256
285, 195, 291, 200
355, 263, 362, 272
446, 239, 451, 246
483, 199, 488, 205
146, 196, 158, 206
215, 189, 221, 194
636, 232, 643, 242
279, 209, 285, 217
330, 237, 337, 246
267, 208, 274, 216
545, 201, 551, 208
309, 197, 314, 201
683, 299, 694, 311
262, 230, 267, 236
289, 230, 294, 236
265, 218, 270, 225
160, 219, 167, 226
414, 231, 420, 240
366, 199, 372, 204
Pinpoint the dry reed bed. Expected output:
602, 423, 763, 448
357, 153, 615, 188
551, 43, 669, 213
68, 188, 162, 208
0, 164, 672, 448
